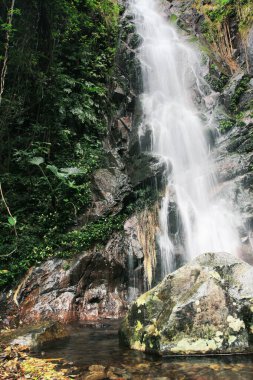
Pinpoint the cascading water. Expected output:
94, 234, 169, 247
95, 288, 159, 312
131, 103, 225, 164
129, 0, 242, 276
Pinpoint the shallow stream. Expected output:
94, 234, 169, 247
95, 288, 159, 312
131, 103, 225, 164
38, 321, 253, 380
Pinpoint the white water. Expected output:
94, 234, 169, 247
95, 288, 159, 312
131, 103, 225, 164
129, 0, 241, 276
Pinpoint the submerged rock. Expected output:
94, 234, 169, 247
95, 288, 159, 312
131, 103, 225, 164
119, 252, 253, 355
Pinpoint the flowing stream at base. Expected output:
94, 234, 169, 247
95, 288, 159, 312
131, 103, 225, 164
129, 0, 242, 276
40, 321, 253, 379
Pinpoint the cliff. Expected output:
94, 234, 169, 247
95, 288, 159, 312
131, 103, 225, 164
0, 0, 252, 327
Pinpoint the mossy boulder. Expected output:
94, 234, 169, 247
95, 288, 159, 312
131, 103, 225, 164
119, 252, 253, 355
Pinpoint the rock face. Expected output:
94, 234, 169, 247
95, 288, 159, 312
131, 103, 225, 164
0, 234, 128, 326
120, 252, 253, 355
1, 1, 252, 331
91, 167, 131, 217
166, 0, 253, 75
215, 119, 253, 237
0, 211, 160, 327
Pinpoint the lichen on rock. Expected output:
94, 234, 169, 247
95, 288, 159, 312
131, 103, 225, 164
119, 252, 253, 355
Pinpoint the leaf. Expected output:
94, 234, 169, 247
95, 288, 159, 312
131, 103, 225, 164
60, 167, 83, 175
67, 181, 76, 188
46, 165, 66, 180
29, 156, 44, 166
170, 14, 178, 23
8, 216, 17, 226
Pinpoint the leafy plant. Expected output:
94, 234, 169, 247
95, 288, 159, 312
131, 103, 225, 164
0, 0, 120, 289
229, 75, 251, 112
219, 119, 235, 134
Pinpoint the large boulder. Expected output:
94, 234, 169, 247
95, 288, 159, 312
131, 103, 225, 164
0, 233, 129, 327
119, 252, 253, 355
10, 322, 69, 350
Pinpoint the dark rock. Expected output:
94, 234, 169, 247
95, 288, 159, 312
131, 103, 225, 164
120, 252, 253, 355
93, 168, 130, 203
237, 88, 253, 112
85, 168, 132, 218
110, 116, 133, 157
127, 153, 169, 189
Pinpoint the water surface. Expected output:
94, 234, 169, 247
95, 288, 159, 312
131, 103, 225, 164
39, 321, 253, 379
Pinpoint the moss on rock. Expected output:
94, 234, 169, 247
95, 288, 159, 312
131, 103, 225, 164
119, 253, 253, 355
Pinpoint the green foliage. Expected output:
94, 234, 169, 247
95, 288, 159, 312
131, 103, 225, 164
238, 0, 253, 34
7, 216, 16, 226
0, 0, 120, 289
0, 213, 125, 287
206, 0, 235, 23
126, 186, 158, 214
205, 64, 229, 92
0, 270, 10, 288
198, 0, 253, 40
170, 14, 178, 24
55, 214, 125, 257
229, 75, 251, 112
219, 119, 235, 134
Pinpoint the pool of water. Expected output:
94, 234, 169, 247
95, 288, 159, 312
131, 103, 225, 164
38, 320, 253, 379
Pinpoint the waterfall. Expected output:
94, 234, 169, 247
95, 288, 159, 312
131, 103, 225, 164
129, 0, 242, 276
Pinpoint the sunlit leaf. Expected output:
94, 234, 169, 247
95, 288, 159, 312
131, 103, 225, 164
29, 156, 44, 166
8, 216, 17, 226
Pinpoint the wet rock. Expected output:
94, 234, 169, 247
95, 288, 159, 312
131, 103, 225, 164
166, 0, 198, 33
247, 27, 253, 75
215, 150, 253, 183
83, 364, 131, 380
2, 236, 128, 325
113, 85, 126, 102
237, 88, 253, 112
164, 0, 252, 74
120, 252, 253, 355
83, 375, 105, 380
10, 322, 69, 350
213, 107, 253, 260
92, 167, 131, 216
112, 116, 132, 149
124, 205, 160, 294
84, 364, 106, 380
0, 291, 19, 328
221, 73, 244, 110
127, 153, 169, 189
124, 216, 144, 260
